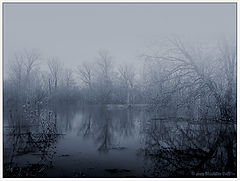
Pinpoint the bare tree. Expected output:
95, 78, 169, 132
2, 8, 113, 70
63, 68, 74, 88
23, 50, 41, 79
96, 50, 114, 104
47, 57, 63, 93
7, 50, 41, 103
144, 38, 236, 122
118, 64, 135, 104
8, 54, 24, 101
76, 62, 94, 89
97, 50, 113, 82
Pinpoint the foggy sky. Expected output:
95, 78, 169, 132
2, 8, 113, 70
3, 3, 236, 70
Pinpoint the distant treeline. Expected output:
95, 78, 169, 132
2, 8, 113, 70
4, 38, 236, 122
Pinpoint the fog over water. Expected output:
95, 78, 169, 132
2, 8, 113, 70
3, 3, 237, 178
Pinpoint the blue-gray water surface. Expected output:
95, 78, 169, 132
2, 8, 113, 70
4, 105, 153, 177
3, 104, 236, 178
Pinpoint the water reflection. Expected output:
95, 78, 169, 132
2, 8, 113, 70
78, 110, 93, 139
4, 104, 62, 177
139, 118, 237, 177
77, 106, 137, 153
96, 108, 114, 152
3, 104, 237, 177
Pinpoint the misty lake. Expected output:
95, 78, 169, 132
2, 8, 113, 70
4, 104, 153, 177
3, 2, 237, 179
3, 103, 236, 178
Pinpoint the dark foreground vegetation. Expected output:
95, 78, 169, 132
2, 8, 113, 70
3, 38, 236, 177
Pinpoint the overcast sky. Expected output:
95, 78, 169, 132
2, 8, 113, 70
3, 3, 236, 70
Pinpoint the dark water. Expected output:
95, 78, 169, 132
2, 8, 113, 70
3, 104, 237, 178
46, 105, 148, 177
